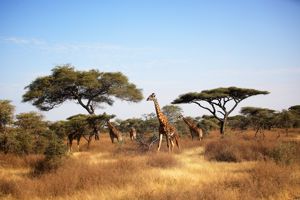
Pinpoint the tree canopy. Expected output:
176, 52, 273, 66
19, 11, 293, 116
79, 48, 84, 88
23, 65, 144, 114
172, 87, 269, 134
0, 100, 15, 131
162, 105, 183, 124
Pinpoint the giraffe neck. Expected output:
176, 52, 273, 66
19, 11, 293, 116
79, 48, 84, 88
153, 99, 167, 125
107, 121, 114, 129
183, 117, 195, 128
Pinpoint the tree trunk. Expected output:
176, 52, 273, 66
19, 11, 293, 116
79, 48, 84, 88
220, 119, 226, 135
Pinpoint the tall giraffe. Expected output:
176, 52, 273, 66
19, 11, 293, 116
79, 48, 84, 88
106, 120, 123, 143
178, 115, 203, 141
147, 93, 180, 152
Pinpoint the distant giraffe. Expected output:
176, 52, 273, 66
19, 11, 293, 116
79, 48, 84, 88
129, 127, 137, 141
67, 130, 100, 152
107, 120, 123, 143
178, 115, 203, 141
147, 93, 180, 152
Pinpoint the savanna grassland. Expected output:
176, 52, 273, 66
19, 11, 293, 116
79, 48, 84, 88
1, 130, 300, 200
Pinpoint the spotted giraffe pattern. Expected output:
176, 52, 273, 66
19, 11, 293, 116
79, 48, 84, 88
147, 93, 180, 152
179, 115, 203, 141
107, 121, 123, 143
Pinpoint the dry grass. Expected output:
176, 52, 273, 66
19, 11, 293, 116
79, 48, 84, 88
0, 129, 300, 200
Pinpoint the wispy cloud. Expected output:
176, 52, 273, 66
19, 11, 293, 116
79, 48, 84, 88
4, 37, 46, 45
2, 36, 158, 54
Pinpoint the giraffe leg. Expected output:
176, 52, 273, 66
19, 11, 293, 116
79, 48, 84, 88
77, 138, 80, 152
170, 139, 174, 152
67, 134, 73, 153
68, 138, 73, 153
165, 135, 169, 149
157, 133, 163, 152
175, 135, 180, 150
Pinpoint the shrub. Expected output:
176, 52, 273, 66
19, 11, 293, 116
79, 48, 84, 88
204, 136, 300, 165
268, 141, 300, 165
32, 135, 67, 175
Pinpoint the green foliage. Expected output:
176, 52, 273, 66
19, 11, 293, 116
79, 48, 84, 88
240, 107, 276, 132
172, 87, 269, 134
65, 113, 115, 138
44, 134, 67, 160
289, 105, 300, 128
197, 115, 219, 134
227, 115, 250, 130
0, 129, 20, 154
15, 112, 48, 135
268, 142, 300, 165
33, 134, 67, 175
275, 110, 295, 130
23, 65, 143, 114
162, 105, 183, 124
141, 113, 159, 133
0, 100, 14, 131
48, 120, 68, 139
117, 118, 144, 133
172, 87, 269, 104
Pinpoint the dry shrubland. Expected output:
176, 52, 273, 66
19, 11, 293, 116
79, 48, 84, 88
0, 129, 300, 200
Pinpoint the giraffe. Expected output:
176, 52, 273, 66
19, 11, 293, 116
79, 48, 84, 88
106, 120, 123, 143
178, 114, 203, 141
146, 93, 180, 152
129, 127, 137, 141
67, 130, 100, 152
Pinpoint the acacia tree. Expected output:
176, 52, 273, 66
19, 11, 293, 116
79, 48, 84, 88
240, 107, 276, 138
23, 65, 143, 114
162, 105, 183, 124
289, 105, 300, 128
22, 65, 143, 145
275, 110, 295, 137
172, 87, 269, 135
0, 100, 15, 132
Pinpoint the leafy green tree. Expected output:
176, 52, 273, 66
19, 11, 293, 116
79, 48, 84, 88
15, 112, 49, 154
275, 110, 295, 136
23, 65, 143, 147
117, 118, 144, 133
141, 113, 159, 133
48, 120, 68, 139
23, 65, 143, 114
0, 100, 15, 132
0, 100, 15, 153
162, 105, 183, 124
227, 115, 250, 131
15, 112, 48, 135
196, 115, 219, 134
172, 87, 269, 135
289, 105, 300, 128
66, 113, 114, 150
240, 107, 276, 138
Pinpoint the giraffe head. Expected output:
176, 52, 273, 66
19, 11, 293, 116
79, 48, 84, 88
146, 93, 156, 101
177, 114, 184, 120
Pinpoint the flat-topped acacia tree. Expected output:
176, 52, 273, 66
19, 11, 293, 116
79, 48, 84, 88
172, 87, 269, 135
23, 65, 143, 114
23, 65, 143, 144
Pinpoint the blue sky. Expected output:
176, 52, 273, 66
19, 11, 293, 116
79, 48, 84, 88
0, 0, 300, 121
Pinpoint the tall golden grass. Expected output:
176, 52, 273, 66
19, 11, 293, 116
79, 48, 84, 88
0, 129, 299, 200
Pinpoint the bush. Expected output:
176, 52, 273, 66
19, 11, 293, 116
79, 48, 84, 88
204, 137, 300, 165
204, 138, 268, 162
268, 141, 300, 165
32, 135, 67, 175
